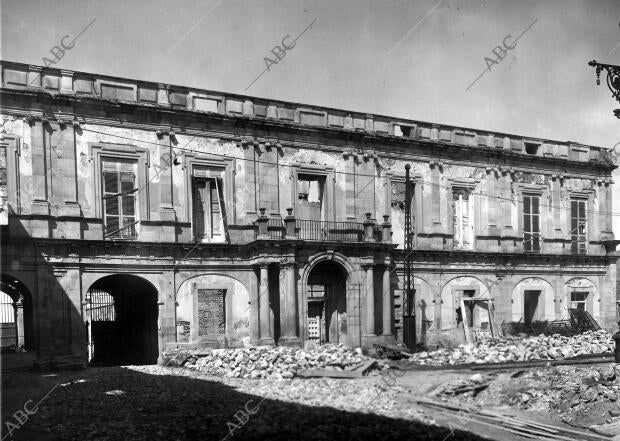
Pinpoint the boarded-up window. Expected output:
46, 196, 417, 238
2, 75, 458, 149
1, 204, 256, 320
197, 289, 225, 335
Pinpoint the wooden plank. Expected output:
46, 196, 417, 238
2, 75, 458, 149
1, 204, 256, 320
414, 398, 611, 441
347, 359, 377, 375
461, 297, 472, 343
297, 368, 362, 378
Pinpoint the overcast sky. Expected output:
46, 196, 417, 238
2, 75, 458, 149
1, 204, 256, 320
2, 0, 620, 149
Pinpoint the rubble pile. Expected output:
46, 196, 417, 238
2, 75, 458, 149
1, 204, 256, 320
430, 365, 620, 430
407, 330, 613, 366
180, 344, 371, 379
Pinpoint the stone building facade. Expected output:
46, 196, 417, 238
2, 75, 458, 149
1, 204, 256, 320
0, 60, 616, 366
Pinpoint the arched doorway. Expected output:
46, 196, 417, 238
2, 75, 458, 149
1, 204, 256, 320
306, 261, 348, 344
511, 277, 555, 324
0, 275, 34, 352
86, 275, 158, 365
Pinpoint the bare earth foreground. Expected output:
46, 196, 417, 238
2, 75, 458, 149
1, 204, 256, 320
2, 363, 618, 441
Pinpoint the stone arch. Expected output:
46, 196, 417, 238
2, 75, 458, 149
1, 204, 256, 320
83, 272, 161, 302
440, 276, 489, 331
301, 252, 357, 286
300, 252, 360, 347
0, 274, 35, 351
564, 277, 599, 320
85, 274, 159, 365
176, 274, 251, 347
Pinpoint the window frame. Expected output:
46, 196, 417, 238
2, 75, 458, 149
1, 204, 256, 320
387, 173, 422, 250
101, 161, 139, 239
290, 164, 335, 221
522, 193, 542, 253
570, 291, 588, 311
182, 153, 235, 228
570, 197, 588, 255
191, 174, 225, 242
90, 143, 150, 240
452, 188, 474, 250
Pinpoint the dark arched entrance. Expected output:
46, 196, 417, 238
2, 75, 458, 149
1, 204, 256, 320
0, 275, 35, 352
307, 261, 348, 344
87, 275, 158, 365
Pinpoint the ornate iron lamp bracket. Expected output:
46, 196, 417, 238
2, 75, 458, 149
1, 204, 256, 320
589, 60, 620, 118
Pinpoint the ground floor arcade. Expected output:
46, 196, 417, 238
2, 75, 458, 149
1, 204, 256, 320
0, 239, 616, 367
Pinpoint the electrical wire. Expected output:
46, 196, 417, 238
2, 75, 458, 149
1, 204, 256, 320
80, 127, 620, 218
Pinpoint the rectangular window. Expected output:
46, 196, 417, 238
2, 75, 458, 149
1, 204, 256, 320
192, 177, 224, 242
570, 291, 588, 311
390, 180, 415, 249
570, 199, 587, 254
453, 191, 473, 249
297, 174, 325, 221
523, 195, 541, 253
102, 159, 138, 239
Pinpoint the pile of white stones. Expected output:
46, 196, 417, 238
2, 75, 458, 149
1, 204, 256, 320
183, 343, 369, 379
407, 330, 614, 366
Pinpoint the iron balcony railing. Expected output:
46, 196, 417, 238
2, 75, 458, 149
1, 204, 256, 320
295, 219, 364, 242
523, 233, 543, 253
266, 219, 285, 240
254, 218, 377, 242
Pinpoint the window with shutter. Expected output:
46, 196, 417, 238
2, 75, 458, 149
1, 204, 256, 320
192, 175, 225, 242
102, 159, 138, 239
523, 194, 541, 253
570, 199, 587, 254
453, 190, 473, 250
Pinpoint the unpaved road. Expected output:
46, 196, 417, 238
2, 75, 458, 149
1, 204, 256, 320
0, 364, 594, 441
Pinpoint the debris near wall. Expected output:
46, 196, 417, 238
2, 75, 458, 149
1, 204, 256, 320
405, 330, 613, 366
430, 364, 620, 435
178, 344, 374, 379
502, 309, 602, 336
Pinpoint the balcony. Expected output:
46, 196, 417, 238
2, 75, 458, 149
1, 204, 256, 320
296, 220, 365, 242
254, 210, 389, 243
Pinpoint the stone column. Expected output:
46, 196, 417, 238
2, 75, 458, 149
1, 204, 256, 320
15, 299, 24, 347
258, 264, 274, 345
382, 265, 392, 337
278, 262, 300, 346
363, 264, 375, 336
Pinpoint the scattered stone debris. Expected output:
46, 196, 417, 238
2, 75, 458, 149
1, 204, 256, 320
405, 330, 613, 366
431, 362, 620, 435
172, 344, 376, 379
372, 343, 415, 360
431, 373, 495, 398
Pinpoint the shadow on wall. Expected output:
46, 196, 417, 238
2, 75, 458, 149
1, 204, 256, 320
1, 366, 492, 441
1, 220, 88, 370
1, 220, 161, 369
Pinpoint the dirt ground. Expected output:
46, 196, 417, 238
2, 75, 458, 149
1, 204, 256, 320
2, 362, 617, 440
